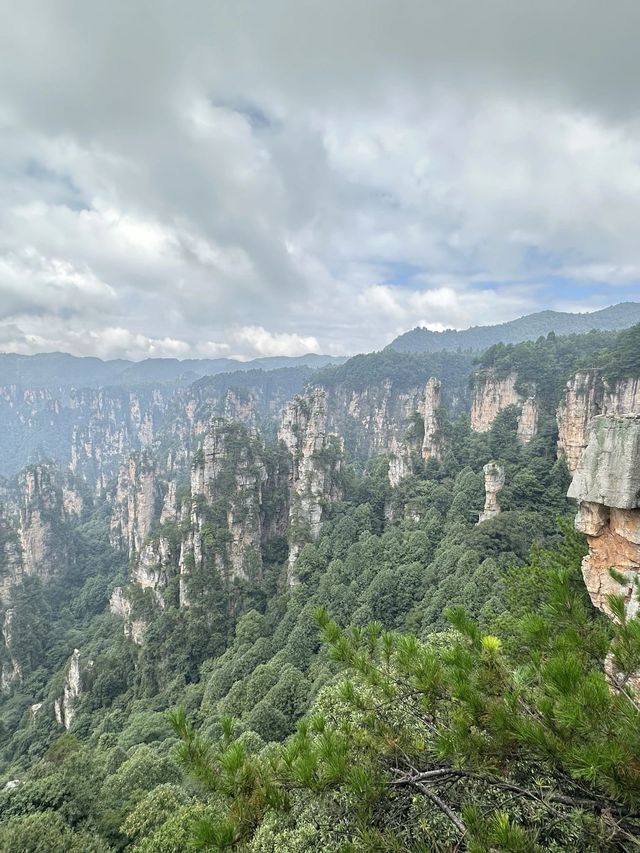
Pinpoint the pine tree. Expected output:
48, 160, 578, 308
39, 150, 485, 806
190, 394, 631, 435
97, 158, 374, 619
171, 528, 640, 851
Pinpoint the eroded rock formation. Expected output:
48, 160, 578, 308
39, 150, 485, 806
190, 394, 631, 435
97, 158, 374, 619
1, 609, 21, 691
54, 648, 90, 730
471, 374, 520, 432
279, 389, 344, 577
479, 461, 505, 523
556, 371, 604, 473
516, 397, 539, 444
420, 377, 444, 460
568, 414, 640, 620
557, 371, 640, 473
109, 587, 146, 644
178, 419, 270, 603
109, 454, 159, 557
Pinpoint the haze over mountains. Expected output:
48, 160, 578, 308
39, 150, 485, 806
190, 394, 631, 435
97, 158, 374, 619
3, 303, 640, 389
0, 352, 346, 388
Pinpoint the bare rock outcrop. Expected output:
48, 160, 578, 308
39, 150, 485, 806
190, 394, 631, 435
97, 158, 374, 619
568, 414, 640, 621
557, 371, 640, 473
1, 609, 22, 691
478, 462, 505, 523
420, 377, 444, 460
110, 587, 146, 644
160, 480, 178, 524
556, 371, 605, 473
0, 464, 81, 601
178, 420, 269, 604
470, 374, 520, 432
54, 648, 90, 730
279, 389, 343, 577
387, 378, 446, 487
516, 397, 539, 444
109, 455, 159, 557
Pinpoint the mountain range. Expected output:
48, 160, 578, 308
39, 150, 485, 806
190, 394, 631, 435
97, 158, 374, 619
387, 301, 640, 352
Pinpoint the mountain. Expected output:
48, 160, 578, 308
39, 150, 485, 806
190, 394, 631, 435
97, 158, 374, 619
387, 301, 640, 353
0, 351, 346, 388
1, 325, 639, 850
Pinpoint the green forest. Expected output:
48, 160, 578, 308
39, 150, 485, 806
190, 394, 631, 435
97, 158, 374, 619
1, 329, 639, 851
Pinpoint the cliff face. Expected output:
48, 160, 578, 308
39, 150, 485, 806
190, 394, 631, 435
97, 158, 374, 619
478, 462, 505, 523
1, 609, 21, 691
109, 587, 146, 644
470, 374, 520, 432
383, 378, 447, 487
54, 648, 90, 730
316, 381, 427, 461
568, 415, 640, 621
109, 455, 160, 558
0, 464, 84, 602
421, 377, 444, 461
605, 376, 640, 415
469, 372, 539, 443
557, 372, 640, 473
556, 371, 604, 473
516, 397, 539, 444
178, 419, 271, 605
279, 389, 344, 577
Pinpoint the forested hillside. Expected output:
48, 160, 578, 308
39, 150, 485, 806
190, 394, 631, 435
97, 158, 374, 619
388, 302, 640, 353
1, 326, 639, 851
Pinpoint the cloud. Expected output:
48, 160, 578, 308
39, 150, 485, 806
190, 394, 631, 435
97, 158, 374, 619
0, 1, 639, 359
232, 326, 320, 358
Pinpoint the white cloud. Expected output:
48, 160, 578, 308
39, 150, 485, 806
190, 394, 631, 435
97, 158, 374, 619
0, 1, 639, 359
232, 326, 320, 357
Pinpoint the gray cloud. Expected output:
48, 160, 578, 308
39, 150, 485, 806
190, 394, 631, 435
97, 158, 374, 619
0, 0, 639, 359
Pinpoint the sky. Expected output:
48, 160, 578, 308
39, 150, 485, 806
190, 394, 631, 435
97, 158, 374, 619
1, 1, 640, 361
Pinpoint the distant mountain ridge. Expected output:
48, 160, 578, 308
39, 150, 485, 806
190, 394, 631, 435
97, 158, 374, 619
0, 351, 346, 388
387, 302, 640, 353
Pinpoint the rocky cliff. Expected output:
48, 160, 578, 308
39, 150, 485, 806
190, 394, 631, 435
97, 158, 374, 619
377, 378, 447, 486
568, 414, 640, 621
109, 587, 147, 644
1, 609, 21, 691
180, 420, 268, 595
471, 374, 521, 432
469, 372, 539, 443
420, 377, 445, 460
279, 389, 344, 577
557, 371, 640, 473
478, 461, 505, 523
556, 371, 605, 473
0, 464, 84, 602
54, 648, 90, 730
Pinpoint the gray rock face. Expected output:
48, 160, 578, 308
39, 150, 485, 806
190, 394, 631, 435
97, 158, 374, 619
0, 464, 82, 603
516, 397, 539, 444
1, 609, 22, 691
177, 419, 270, 605
478, 462, 505, 523
568, 415, 640, 509
421, 377, 444, 460
568, 415, 640, 645
471, 374, 520, 432
557, 371, 640, 473
279, 389, 344, 579
109, 587, 146, 644
387, 378, 446, 487
54, 649, 89, 730
109, 454, 159, 557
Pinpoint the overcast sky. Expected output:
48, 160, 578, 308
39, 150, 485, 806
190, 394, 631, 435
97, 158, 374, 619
1, 1, 640, 360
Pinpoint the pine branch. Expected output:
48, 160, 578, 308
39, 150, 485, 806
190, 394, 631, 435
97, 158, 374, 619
412, 780, 467, 837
